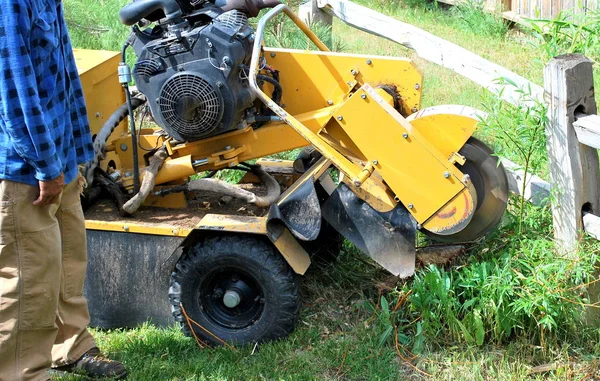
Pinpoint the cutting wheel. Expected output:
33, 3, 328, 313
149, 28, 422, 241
424, 137, 509, 243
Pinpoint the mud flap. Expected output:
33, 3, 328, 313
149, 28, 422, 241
267, 179, 321, 241
322, 184, 416, 278
85, 230, 184, 328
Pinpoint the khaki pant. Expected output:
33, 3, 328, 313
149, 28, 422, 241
0, 178, 95, 381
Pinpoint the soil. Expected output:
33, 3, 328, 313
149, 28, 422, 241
84, 184, 269, 229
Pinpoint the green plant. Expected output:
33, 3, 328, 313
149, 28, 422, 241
478, 79, 548, 233
404, 201, 599, 349
527, 9, 600, 62
452, 0, 509, 38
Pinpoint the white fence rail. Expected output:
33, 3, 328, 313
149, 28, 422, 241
299, 0, 600, 252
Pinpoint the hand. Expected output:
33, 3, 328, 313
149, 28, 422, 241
34, 173, 65, 206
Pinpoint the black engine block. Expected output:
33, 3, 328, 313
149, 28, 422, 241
129, 5, 256, 142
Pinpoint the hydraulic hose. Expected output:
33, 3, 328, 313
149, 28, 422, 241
83, 96, 146, 185
120, 37, 141, 193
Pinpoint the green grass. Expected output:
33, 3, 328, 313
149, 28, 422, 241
59, 0, 600, 379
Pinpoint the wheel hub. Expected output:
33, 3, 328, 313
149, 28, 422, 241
223, 290, 242, 308
200, 269, 264, 329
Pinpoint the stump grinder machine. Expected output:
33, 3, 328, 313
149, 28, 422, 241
80, 0, 509, 346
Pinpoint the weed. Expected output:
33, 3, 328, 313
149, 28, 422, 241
526, 9, 600, 62
452, 0, 509, 38
478, 79, 548, 233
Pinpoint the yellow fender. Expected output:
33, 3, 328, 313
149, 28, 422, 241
407, 105, 486, 162
407, 106, 485, 234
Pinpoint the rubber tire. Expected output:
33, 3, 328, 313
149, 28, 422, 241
424, 137, 509, 243
169, 235, 300, 346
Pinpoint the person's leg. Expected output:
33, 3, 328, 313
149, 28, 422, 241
0, 180, 62, 381
51, 177, 95, 366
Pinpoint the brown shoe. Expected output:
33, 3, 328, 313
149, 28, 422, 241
52, 347, 127, 379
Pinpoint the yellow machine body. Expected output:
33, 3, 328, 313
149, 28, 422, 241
83, 47, 477, 234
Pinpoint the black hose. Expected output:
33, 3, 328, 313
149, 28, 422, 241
83, 96, 146, 185
121, 39, 141, 193
257, 74, 282, 105
124, 87, 141, 193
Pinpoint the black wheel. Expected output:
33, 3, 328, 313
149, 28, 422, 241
424, 137, 509, 243
300, 219, 344, 264
169, 235, 300, 346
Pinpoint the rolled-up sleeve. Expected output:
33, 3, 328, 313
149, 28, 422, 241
0, 0, 62, 181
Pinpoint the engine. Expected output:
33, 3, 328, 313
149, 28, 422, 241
123, 0, 265, 142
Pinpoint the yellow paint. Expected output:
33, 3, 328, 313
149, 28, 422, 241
144, 191, 188, 209
196, 215, 268, 234
74, 49, 128, 174
78, 44, 480, 234
154, 156, 196, 185
277, 157, 332, 205
272, 228, 311, 275
422, 181, 477, 234
332, 84, 470, 223
85, 220, 192, 237
264, 48, 423, 117
407, 105, 483, 161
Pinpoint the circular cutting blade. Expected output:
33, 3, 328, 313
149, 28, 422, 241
423, 137, 509, 243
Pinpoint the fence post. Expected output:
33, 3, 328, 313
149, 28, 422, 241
298, 0, 333, 47
544, 54, 600, 254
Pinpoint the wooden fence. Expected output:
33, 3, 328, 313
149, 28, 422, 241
300, 0, 600, 252
436, 0, 599, 22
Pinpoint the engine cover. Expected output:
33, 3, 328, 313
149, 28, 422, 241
131, 10, 256, 142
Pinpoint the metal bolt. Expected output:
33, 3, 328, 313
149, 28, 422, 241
408, 204, 414, 209
366, 59, 373, 65
444, 171, 451, 178
373, 160, 379, 165
223, 290, 242, 308
213, 288, 224, 299
347, 81, 353, 86
337, 116, 343, 121
95, 112, 101, 118
353, 180, 362, 187
123, 225, 129, 232
351, 69, 358, 75
327, 100, 334, 105
224, 145, 232, 150
403, 133, 409, 139
216, 81, 224, 88
411, 107, 418, 113
120, 143, 128, 151
463, 174, 471, 184
394, 196, 400, 203
361, 94, 367, 99
417, 223, 422, 229
415, 83, 421, 90
270, 52, 276, 58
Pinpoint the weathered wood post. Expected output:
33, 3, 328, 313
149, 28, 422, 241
544, 54, 600, 253
298, 0, 333, 47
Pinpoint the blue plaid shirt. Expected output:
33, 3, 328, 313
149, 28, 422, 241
0, 0, 94, 186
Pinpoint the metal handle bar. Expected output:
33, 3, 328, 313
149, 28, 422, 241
249, 4, 330, 104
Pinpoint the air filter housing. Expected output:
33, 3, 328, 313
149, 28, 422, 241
158, 73, 224, 140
